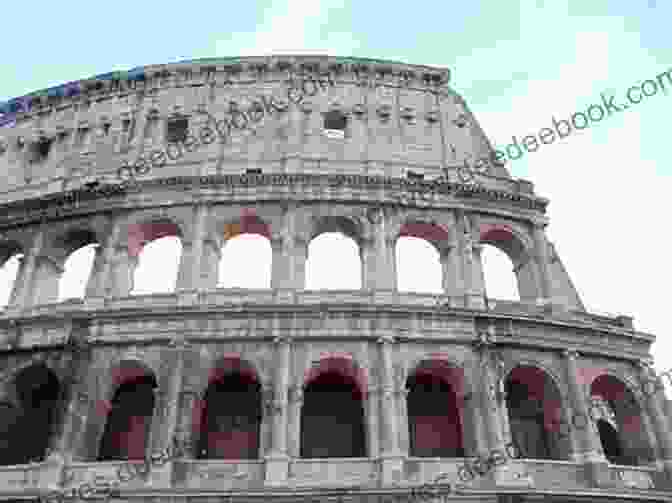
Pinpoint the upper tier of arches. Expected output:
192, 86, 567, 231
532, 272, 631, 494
0, 206, 577, 311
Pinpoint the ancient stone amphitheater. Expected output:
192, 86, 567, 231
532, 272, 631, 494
0, 55, 669, 503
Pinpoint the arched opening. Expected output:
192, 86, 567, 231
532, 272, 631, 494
0, 252, 23, 308
54, 228, 100, 302
301, 367, 366, 458
132, 236, 182, 295
406, 362, 465, 457
306, 228, 361, 290
396, 237, 442, 294
481, 244, 519, 301
58, 243, 98, 301
0, 364, 61, 465
505, 366, 568, 460
590, 375, 654, 466
396, 221, 449, 294
98, 367, 157, 461
479, 225, 533, 302
597, 419, 624, 464
218, 215, 272, 289
197, 366, 261, 460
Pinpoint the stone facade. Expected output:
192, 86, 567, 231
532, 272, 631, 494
0, 55, 668, 503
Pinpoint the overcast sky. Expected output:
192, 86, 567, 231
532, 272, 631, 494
0, 0, 670, 378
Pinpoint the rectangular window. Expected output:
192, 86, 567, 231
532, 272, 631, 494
166, 116, 189, 143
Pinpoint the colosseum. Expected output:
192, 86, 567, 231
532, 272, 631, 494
0, 55, 670, 503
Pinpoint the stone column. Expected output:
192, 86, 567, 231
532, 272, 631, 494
265, 336, 291, 486
271, 206, 307, 293
361, 340, 380, 459
8, 230, 44, 311
440, 214, 462, 298
176, 205, 208, 298
30, 254, 63, 306
532, 224, 553, 302
174, 387, 200, 460
477, 337, 505, 456
378, 335, 402, 485
109, 244, 138, 298
44, 337, 93, 483
200, 237, 221, 291
637, 362, 672, 484
458, 213, 485, 309
562, 350, 610, 487
84, 245, 106, 299
361, 207, 396, 292
149, 343, 185, 456
85, 215, 132, 303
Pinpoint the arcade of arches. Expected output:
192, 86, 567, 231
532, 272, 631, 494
0, 218, 543, 309
0, 358, 660, 468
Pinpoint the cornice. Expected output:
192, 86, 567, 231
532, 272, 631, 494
0, 55, 450, 123
0, 173, 547, 230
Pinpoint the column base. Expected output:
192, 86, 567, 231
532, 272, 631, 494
265, 453, 290, 487
583, 459, 613, 488
42, 451, 67, 487
380, 451, 404, 486
466, 294, 486, 310
84, 296, 106, 310
177, 290, 199, 306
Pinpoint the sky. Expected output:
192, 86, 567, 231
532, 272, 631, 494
0, 0, 671, 380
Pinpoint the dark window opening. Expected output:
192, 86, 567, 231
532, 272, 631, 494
98, 375, 156, 461
324, 110, 348, 132
166, 117, 189, 143
246, 168, 262, 175
301, 371, 366, 459
31, 137, 53, 162
506, 379, 552, 459
407, 171, 424, 180
198, 372, 261, 460
407, 372, 464, 457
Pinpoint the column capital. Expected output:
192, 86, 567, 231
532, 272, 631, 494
273, 335, 293, 345
563, 349, 581, 360
377, 335, 396, 345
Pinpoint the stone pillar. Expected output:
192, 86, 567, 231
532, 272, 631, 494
200, 237, 221, 291
271, 206, 307, 292
562, 350, 610, 487
637, 362, 672, 484
378, 335, 402, 485
109, 244, 138, 298
174, 387, 199, 460
8, 230, 44, 311
44, 338, 93, 484
458, 213, 485, 309
175, 205, 207, 296
361, 341, 380, 459
532, 224, 553, 302
477, 338, 505, 456
149, 343, 185, 456
361, 207, 396, 292
30, 254, 63, 306
265, 336, 291, 486
85, 215, 132, 303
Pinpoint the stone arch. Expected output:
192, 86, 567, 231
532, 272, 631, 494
504, 364, 571, 460
300, 355, 367, 458
306, 215, 363, 290
590, 374, 655, 465
195, 355, 262, 459
405, 356, 467, 457
396, 219, 451, 294
97, 360, 158, 461
124, 218, 183, 295
52, 228, 101, 301
217, 212, 272, 289
478, 222, 537, 302
0, 362, 61, 465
